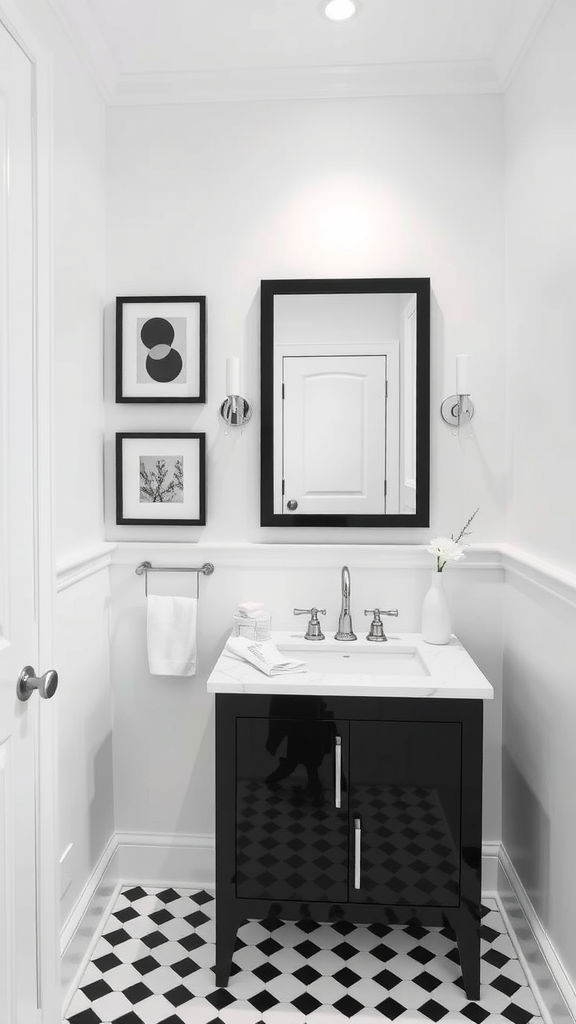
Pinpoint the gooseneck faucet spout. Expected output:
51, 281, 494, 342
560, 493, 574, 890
335, 565, 357, 641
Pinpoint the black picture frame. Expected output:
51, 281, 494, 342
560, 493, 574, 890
260, 277, 430, 528
116, 295, 206, 403
116, 432, 206, 526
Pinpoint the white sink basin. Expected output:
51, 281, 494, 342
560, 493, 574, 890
278, 645, 429, 677
207, 631, 495, 700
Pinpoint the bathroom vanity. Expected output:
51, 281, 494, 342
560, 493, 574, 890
207, 634, 493, 1000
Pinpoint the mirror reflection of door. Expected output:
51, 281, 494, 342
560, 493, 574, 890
282, 354, 399, 515
261, 280, 430, 527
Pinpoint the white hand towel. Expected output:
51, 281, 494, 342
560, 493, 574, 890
147, 595, 197, 676
225, 637, 307, 676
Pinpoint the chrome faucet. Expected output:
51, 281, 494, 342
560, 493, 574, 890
335, 565, 357, 641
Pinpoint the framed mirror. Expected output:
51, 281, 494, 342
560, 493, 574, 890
260, 278, 430, 527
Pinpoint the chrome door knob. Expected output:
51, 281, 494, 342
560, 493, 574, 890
16, 665, 58, 702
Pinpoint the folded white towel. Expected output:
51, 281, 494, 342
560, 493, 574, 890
147, 595, 197, 676
237, 601, 266, 618
225, 637, 307, 677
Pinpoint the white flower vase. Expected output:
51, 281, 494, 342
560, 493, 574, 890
421, 570, 452, 645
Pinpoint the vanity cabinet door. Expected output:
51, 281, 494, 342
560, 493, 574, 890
349, 721, 461, 907
236, 716, 349, 902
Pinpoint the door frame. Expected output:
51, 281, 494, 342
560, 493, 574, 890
0, 1, 58, 1019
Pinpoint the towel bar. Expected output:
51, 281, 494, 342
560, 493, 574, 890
136, 560, 214, 597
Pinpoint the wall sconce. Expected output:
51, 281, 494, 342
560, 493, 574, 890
441, 354, 475, 428
220, 357, 252, 428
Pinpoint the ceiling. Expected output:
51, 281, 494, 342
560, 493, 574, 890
49, 0, 554, 104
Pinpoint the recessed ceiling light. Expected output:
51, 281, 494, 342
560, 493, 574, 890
322, 0, 358, 22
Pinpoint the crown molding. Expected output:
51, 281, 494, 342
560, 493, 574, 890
495, 0, 555, 90
45, 1, 552, 107
110, 59, 500, 106
47, 0, 118, 101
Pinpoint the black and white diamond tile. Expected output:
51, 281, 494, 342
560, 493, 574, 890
63, 887, 543, 1024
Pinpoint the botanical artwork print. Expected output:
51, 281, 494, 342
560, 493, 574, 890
139, 455, 184, 503
136, 316, 187, 385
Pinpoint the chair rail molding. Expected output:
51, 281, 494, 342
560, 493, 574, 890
57, 542, 117, 592
111, 541, 503, 573
500, 544, 576, 609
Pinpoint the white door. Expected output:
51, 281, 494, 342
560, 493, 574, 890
0, 19, 56, 1023
282, 355, 388, 515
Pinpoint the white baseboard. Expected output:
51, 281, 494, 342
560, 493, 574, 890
481, 840, 500, 893
60, 833, 576, 1024
498, 844, 576, 1024
115, 831, 215, 891
60, 833, 120, 1009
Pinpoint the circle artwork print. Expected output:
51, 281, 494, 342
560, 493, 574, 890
138, 316, 185, 385
140, 317, 175, 349
146, 347, 183, 383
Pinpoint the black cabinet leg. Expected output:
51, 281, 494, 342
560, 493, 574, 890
215, 906, 240, 988
445, 910, 481, 1001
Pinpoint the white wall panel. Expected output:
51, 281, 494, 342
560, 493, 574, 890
56, 567, 115, 929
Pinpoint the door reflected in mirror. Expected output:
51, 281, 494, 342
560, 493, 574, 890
260, 279, 430, 528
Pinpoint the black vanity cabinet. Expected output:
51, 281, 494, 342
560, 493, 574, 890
215, 693, 483, 999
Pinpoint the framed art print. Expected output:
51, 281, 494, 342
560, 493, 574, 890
116, 433, 206, 525
116, 295, 206, 402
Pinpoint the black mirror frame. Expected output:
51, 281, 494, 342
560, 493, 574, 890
260, 277, 430, 528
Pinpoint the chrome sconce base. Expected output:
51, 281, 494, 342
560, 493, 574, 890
440, 394, 475, 428
220, 395, 252, 427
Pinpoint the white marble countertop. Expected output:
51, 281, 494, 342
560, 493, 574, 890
207, 631, 494, 700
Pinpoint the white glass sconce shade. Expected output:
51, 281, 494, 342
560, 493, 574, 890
220, 356, 252, 427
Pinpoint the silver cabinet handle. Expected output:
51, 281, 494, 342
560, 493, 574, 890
335, 736, 342, 808
354, 817, 362, 889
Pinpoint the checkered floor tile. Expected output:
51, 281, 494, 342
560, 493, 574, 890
63, 887, 543, 1023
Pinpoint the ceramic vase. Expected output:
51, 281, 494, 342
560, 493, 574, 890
421, 569, 452, 645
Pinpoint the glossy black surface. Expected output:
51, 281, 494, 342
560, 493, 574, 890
215, 694, 483, 999
260, 277, 431, 528
349, 721, 461, 907
236, 714, 348, 902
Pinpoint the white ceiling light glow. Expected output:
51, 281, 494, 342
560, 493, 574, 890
322, 0, 358, 22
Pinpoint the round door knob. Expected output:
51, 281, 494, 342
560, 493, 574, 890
287, 499, 298, 511
16, 665, 58, 702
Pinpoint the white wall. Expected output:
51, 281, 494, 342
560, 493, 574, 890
503, 0, 576, 990
110, 546, 503, 844
16, 0, 114, 938
105, 96, 505, 846
505, 0, 576, 574
105, 95, 506, 545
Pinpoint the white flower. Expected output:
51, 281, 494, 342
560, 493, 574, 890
426, 536, 466, 572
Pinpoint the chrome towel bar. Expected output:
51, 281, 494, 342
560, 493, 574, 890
136, 560, 215, 597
